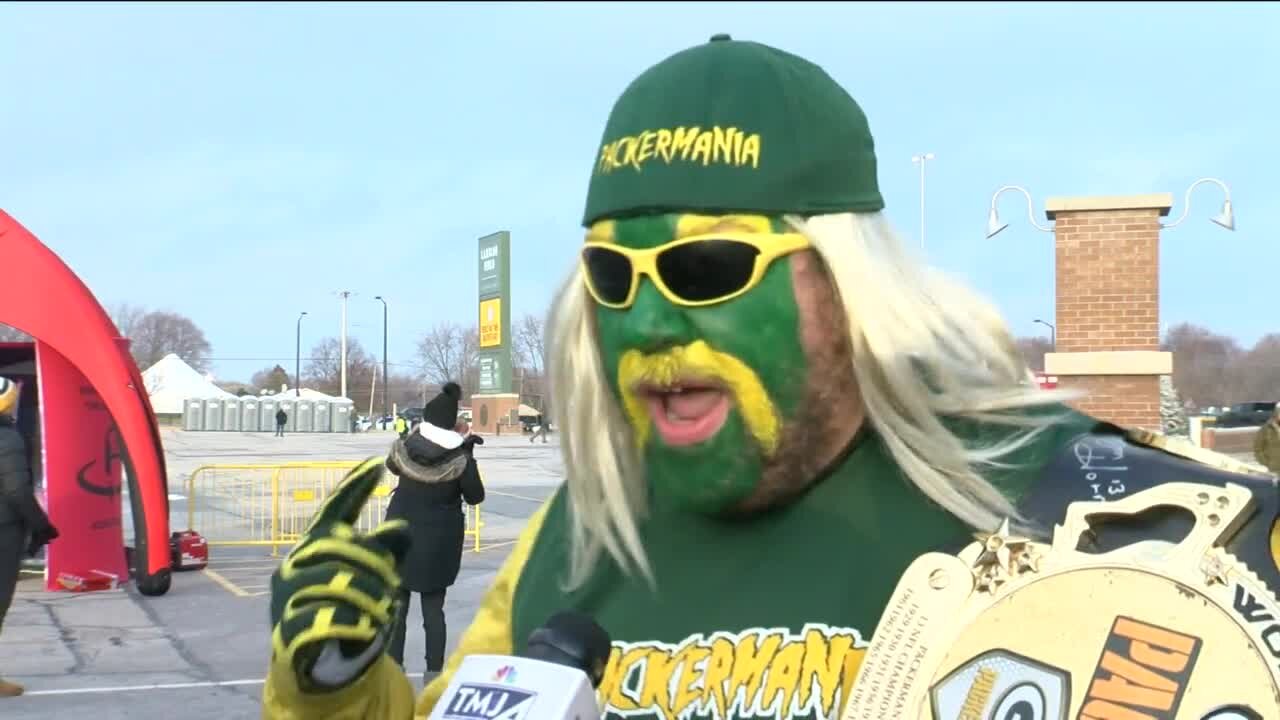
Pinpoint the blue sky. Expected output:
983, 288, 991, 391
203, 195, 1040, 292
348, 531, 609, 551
2, 2, 1275, 382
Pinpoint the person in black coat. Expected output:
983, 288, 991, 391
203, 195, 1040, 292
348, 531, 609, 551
382, 382, 484, 673
0, 377, 58, 698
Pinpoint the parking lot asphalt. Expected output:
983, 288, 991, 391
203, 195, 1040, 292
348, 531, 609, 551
0, 428, 560, 719
3, 427, 1263, 719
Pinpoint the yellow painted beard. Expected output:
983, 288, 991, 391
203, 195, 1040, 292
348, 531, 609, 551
617, 340, 781, 455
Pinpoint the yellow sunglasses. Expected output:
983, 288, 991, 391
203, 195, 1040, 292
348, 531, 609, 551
580, 231, 811, 309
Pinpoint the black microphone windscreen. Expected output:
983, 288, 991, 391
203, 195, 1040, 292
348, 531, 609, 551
522, 611, 612, 688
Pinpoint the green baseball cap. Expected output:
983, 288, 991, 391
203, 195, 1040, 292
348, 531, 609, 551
581, 34, 885, 228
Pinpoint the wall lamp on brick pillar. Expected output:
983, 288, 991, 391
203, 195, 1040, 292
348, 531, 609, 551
981, 178, 1234, 432
1161, 177, 1235, 232
985, 185, 1055, 239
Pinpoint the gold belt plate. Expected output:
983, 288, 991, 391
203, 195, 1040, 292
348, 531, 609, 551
842, 482, 1280, 720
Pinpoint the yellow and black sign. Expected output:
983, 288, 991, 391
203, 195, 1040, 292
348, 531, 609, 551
479, 298, 502, 349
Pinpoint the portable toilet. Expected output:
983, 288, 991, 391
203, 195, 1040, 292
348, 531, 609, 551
330, 399, 354, 433
277, 398, 297, 432
313, 400, 331, 434
203, 398, 224, 432
295, 400, 314, 432
222, 398, 242, 432
183, 399, 205, 431
258, 397, 278, 432
240, 397, 261, 432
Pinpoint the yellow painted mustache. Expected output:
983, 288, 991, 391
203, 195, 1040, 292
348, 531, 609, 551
617, 340, 780, 454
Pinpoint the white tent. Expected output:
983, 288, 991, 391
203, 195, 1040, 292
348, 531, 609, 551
142, 354, 234, 414
267, 386, 346, 402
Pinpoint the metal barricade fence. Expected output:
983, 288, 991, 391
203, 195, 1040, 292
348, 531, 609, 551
186, 463, 485, 556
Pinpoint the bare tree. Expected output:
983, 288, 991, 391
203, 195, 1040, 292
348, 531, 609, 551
304, 337, 378, 408
1162, 323, 1243, 408
109, 303, 147, 339
304, 338, 343, 391
1230, 333, 1280, 403
3, 306, 212, 376
459, 327, 480, 400
514, 314, 546, 374
3, 306, 145, 343
251, 365, 291, 393
126, 310, 213, 372
504, 314, 550, 411
1014, 336, 1053, 372
386, 371, 427, 411
416, 323, 477, 387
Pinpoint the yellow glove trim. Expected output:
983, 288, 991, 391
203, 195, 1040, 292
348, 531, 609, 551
281, 534, 403, 589
270, 619, 381, 678
283, 577, 396, 627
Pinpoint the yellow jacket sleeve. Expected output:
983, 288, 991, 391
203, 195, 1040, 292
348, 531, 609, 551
413, 499, 553, 718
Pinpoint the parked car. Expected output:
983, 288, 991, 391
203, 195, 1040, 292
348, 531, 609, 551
1215, 401, 1277, 428
354, 414, 396, 432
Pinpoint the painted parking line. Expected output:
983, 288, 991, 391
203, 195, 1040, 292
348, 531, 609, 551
207, 559, 282, 568
24, 672, 430, 697
120, 493, 186, 501
486, 489, 547, 503
202, 568, 266, 598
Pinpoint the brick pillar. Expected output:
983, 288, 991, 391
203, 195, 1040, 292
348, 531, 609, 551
469, 393, 520, 435
1043, 194, 1173, 431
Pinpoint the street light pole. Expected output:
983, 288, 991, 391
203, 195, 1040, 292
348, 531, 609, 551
295, 311, 307, 396
375, 296, 388, 421
1033, 318, 1056, 350
338, 291, 351, 400
911, 153, 935, 249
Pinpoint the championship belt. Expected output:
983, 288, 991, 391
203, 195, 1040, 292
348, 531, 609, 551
841, 481, 1280, 720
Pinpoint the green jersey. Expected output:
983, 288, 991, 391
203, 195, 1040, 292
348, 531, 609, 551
508, 410, 1096, 720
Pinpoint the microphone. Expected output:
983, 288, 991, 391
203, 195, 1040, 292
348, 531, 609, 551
426, 611, 611, 720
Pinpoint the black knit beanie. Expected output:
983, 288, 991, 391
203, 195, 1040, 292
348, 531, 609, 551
422, 382, 461, 430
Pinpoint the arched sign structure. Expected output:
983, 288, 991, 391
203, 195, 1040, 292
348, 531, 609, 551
0, 210, 171, 595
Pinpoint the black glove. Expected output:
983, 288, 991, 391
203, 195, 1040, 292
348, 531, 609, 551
268, 458, 411, 692
27, 522, 58, 556
464, 435, 485, 449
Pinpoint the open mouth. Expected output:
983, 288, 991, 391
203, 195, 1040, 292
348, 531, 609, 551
637, 380, 732, 447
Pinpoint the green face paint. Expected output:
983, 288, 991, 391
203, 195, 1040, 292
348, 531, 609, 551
592, 213, 810, 514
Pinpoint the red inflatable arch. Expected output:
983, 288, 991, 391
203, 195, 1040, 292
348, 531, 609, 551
0, 210, 171, 595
